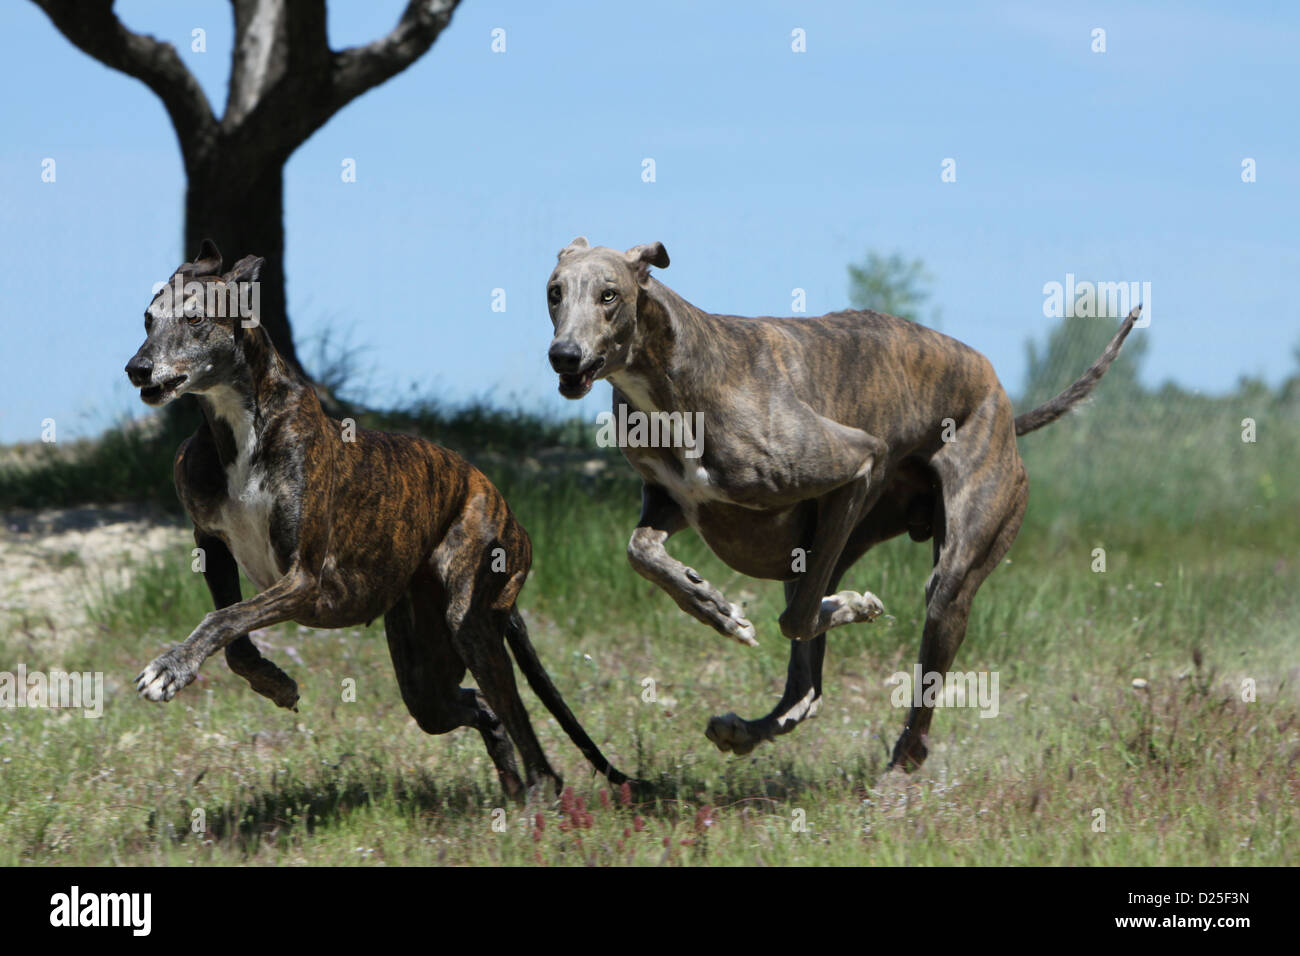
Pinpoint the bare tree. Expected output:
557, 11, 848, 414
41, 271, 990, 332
32, 0, 461, 375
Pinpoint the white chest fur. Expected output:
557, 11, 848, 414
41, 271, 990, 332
203, 387, 284, 591
610, 371, 728, 519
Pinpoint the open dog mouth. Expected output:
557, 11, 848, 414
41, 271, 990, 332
139, 374, 188, 405
558, 357, 605, 399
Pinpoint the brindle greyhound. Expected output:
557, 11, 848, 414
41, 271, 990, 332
545, 237, 1138, 771
125, 240, 629, 800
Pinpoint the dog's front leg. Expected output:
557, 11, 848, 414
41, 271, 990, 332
195, 531, 300, 711
627, 483, 758, 646
137, 568, 317, 703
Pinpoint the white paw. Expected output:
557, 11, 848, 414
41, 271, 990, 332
136, 652, 195, 702
820, 590, 885, 628
725, 604, 759, 647
856, 591, 884, 619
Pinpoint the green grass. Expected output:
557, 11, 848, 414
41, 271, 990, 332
0, 398, 593, 515
1, 385, 1297, 865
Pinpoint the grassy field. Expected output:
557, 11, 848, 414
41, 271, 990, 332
1, 387, 1297, 865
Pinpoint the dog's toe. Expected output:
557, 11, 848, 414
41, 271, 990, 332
725, 604, 759, 646
136, 666, 171, 702
261, 674, 300, 711
815, 589, 886, 633
857, 591, 884, 619
888, 731, 930, 772
136, 652, 194, 702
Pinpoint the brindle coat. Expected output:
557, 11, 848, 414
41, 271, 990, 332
125, 241, 628, 800
545, 237, 1138, 770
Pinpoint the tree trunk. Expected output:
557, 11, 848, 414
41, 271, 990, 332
185, 150, 300, 375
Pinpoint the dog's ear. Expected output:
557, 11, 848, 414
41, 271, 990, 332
625, 242, 669, 285
223, 255, 264, 285
179, 238, 223, 278
557, 236, 589, 261
221, 255, 264, 345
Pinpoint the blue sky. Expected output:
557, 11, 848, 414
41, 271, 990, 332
1, 0, 1297, 443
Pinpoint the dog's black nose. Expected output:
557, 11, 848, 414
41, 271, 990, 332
548, 341, 583, 374
125, 356, 153, 386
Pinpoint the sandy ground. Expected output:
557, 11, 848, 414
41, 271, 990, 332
0, 504, 189, 655
0, 444, 602, 660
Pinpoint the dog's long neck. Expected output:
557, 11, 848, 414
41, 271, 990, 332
196, 328, 313, 471
615, 280, 729, 412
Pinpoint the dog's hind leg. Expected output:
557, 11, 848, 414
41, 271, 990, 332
707, 495, 927, 756
706, 478, 931, 757
889, 395, 1028, 772
196, 531, 299, 710
384, 583, 525, 800
435, 540, 563, 799
707, 582, 828, 755
451, 612, 563, 799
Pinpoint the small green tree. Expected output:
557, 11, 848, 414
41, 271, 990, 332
847, 251, 937, 325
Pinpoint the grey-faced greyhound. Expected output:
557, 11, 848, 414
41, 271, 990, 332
545, 237, 1138, 770
125, 240, 630, 800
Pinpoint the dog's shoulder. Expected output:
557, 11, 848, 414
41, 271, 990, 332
172, 423, 230, 515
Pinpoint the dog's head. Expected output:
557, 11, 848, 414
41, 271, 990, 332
545, 237, 669, 398
125, 240, 265, 406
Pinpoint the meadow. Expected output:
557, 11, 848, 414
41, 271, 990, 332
0, 379, 1296, 866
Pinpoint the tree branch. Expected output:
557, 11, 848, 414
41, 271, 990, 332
224, 0, 331, 131
232, 0, 459, 167
332, 0, 460, 113
30, 0, 217, 167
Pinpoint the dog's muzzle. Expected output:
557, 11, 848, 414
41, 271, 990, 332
137, 372, 188, 406
549, 342, 604, 399
555, 356, 604, 399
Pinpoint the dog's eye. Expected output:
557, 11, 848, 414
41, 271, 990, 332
601, 289, 617, 304
186, 312, 204, 327
548, 286, 562, 304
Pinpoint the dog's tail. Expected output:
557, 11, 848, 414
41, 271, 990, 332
504, 608, 634, 786
1013, 305, 1142, 437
